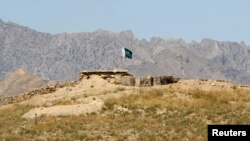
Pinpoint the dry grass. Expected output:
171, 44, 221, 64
0, 86, 250, 141
0, 104, 34, 140
103, 87, 250, 140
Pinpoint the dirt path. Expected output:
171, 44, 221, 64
22, 101, 103, 119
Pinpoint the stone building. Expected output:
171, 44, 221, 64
80, 70, 179, 87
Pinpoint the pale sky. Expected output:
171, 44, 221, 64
0, 0, 249, 43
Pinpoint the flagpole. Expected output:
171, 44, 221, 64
120, 55, 123, 69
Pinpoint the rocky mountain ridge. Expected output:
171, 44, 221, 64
0, 19, 250, 83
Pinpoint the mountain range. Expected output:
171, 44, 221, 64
0, 19, 250, 84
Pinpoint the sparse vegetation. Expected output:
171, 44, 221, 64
52, 99, 74, 105
0, 86, 250, 141
113, 87, 125, 93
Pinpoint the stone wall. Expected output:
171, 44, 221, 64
136, 76, 179, 87
6, 84, 61, 104
121, 76, 135, 86
135, 76, 154, 87
2, 78, 80, 104
153, 76, 178, 85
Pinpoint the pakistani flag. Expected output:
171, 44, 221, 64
122, 48, 133, 59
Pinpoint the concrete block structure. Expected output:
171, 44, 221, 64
80, 70, 179, 87
135, 76, 154, 87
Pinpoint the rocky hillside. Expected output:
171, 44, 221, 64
0, 68, 51, 96
0, 19, 250, 83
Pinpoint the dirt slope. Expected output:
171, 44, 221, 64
21, 75, 136, 118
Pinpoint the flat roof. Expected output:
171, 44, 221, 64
80, 69, 133, 76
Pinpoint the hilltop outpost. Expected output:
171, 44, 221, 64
1, 70, 179, 105
79, 70, 179, 87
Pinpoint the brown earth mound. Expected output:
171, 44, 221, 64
0, 68, 52, 97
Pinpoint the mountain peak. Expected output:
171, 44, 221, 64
0, 68, 50, 96
13, 68, 29, 75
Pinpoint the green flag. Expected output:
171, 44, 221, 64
122, 48, 133, 59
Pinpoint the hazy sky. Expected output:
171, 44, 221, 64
0, 0, 249, 43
